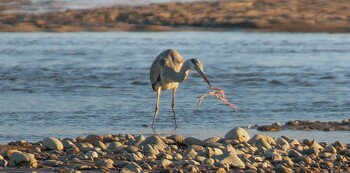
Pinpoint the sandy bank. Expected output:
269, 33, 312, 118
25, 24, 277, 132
0, 0, 349, 32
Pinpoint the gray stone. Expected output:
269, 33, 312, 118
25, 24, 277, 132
129, 153, 141, 161
122, 162, 142, 172
95, 158, 114, 169
43, 160, 63, 167
9, 152, 37, 168
76, 142, 94, 152
42, 137, 64, 151
93, 141, 107, 151
302, 147, 319, 156
0, 159, 8, 167
168, 134, 185, 143
62, 139, 76, 149
203, 158, 215, 165
159, 159, 172, 168
184, 137, 205, 146
324, 145, 337, 153
213, 151, 245, 169
203, 136, 222, 144
142, 144, 159, 156
107, 141, 123, 153
288, 149, 303, 158
139, 135, 166, 152
86, 151, 98, 158
309, 140, 323, 150
224, 127, 250, 142
185, 148, 198, 159
255, 138, 272, 149
248, 134, 275, 145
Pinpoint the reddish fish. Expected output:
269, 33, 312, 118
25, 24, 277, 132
198, 87, 238, 112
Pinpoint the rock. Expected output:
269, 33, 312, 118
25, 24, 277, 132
275, 164, 293, 173
276, 137, 289, 147
255, 138, 272, 149
86, 151, 98, 158
76, 142, 94, 152
172, 153, 183, 160
86, 134, 104, 141
324, 145, 337, 153
309, 140, 323, 150
95, 158, 114, 169
302, 147, 319, 156
257, 122, 281, 131
62, 139, 76, 149
224, 144, 237, 154
248, 134, 275, 145
42, 137, 64, 151
139, 135, 166, 152
203, 158, 215, 165
93, 141, 107, 151
43, 160, 63, 167
133, 135, 145, 146
122, 162, 142, 172
130, 153, 142, 161
0, 159, 8, 167
213, 151, 245, 169
288, 149, 303, 158
185, 148, 198, 159
142, 144, 159, 156
216, 167, 226, 173
168, 134, 185, 143
224, 127, 250, 142
332, 141, 346, 151
204, 136, 222, 144
107, 141, 123, 153
9, 152, 37, 168
184, 137, 205, 146
159, 159, 172, 168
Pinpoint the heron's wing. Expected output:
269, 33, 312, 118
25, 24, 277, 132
150, 56, 163, 92
150, 49, 185, 91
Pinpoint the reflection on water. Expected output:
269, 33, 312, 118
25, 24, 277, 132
0, 32, 350, 143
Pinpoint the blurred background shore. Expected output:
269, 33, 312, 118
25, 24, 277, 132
0, 0, 349, 32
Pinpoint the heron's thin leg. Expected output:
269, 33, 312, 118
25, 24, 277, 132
152, 87, 161, 129
172, 89, 177, 129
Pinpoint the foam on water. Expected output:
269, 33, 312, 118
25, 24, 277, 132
0, 32, 350, 143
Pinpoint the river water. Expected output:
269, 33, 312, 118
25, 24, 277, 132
0, 32, 350, 144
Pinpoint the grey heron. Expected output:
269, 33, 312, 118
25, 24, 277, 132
149, 49, 211, 129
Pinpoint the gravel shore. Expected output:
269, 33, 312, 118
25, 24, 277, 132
0, 0, 350, 32
1, 127, 349, 172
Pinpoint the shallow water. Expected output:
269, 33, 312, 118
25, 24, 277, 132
0, 32, 350, 144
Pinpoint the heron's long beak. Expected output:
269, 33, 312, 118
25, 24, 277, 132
196, 68, 212, 88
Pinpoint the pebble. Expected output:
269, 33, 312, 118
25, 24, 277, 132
122, 162, 142, 172
0, 127, 348, 172
184, 137, 205, 146
224, 127, 250, 142
42, 137, 64, 151
159, 159, 173, 168
94, 158, 114, 169
42, 160, 63, 167
9, 152, 37, 168
213, 151, 245, 169
86, 151, 98, 159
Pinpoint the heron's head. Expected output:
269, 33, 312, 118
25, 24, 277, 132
190, 58, 211, 88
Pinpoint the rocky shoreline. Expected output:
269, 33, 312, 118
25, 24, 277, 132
253, 119, 350, 132
0, 127, 349, 172
0, 0, 350, 32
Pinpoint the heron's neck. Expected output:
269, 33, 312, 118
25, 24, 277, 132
168, 60, 191, 82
